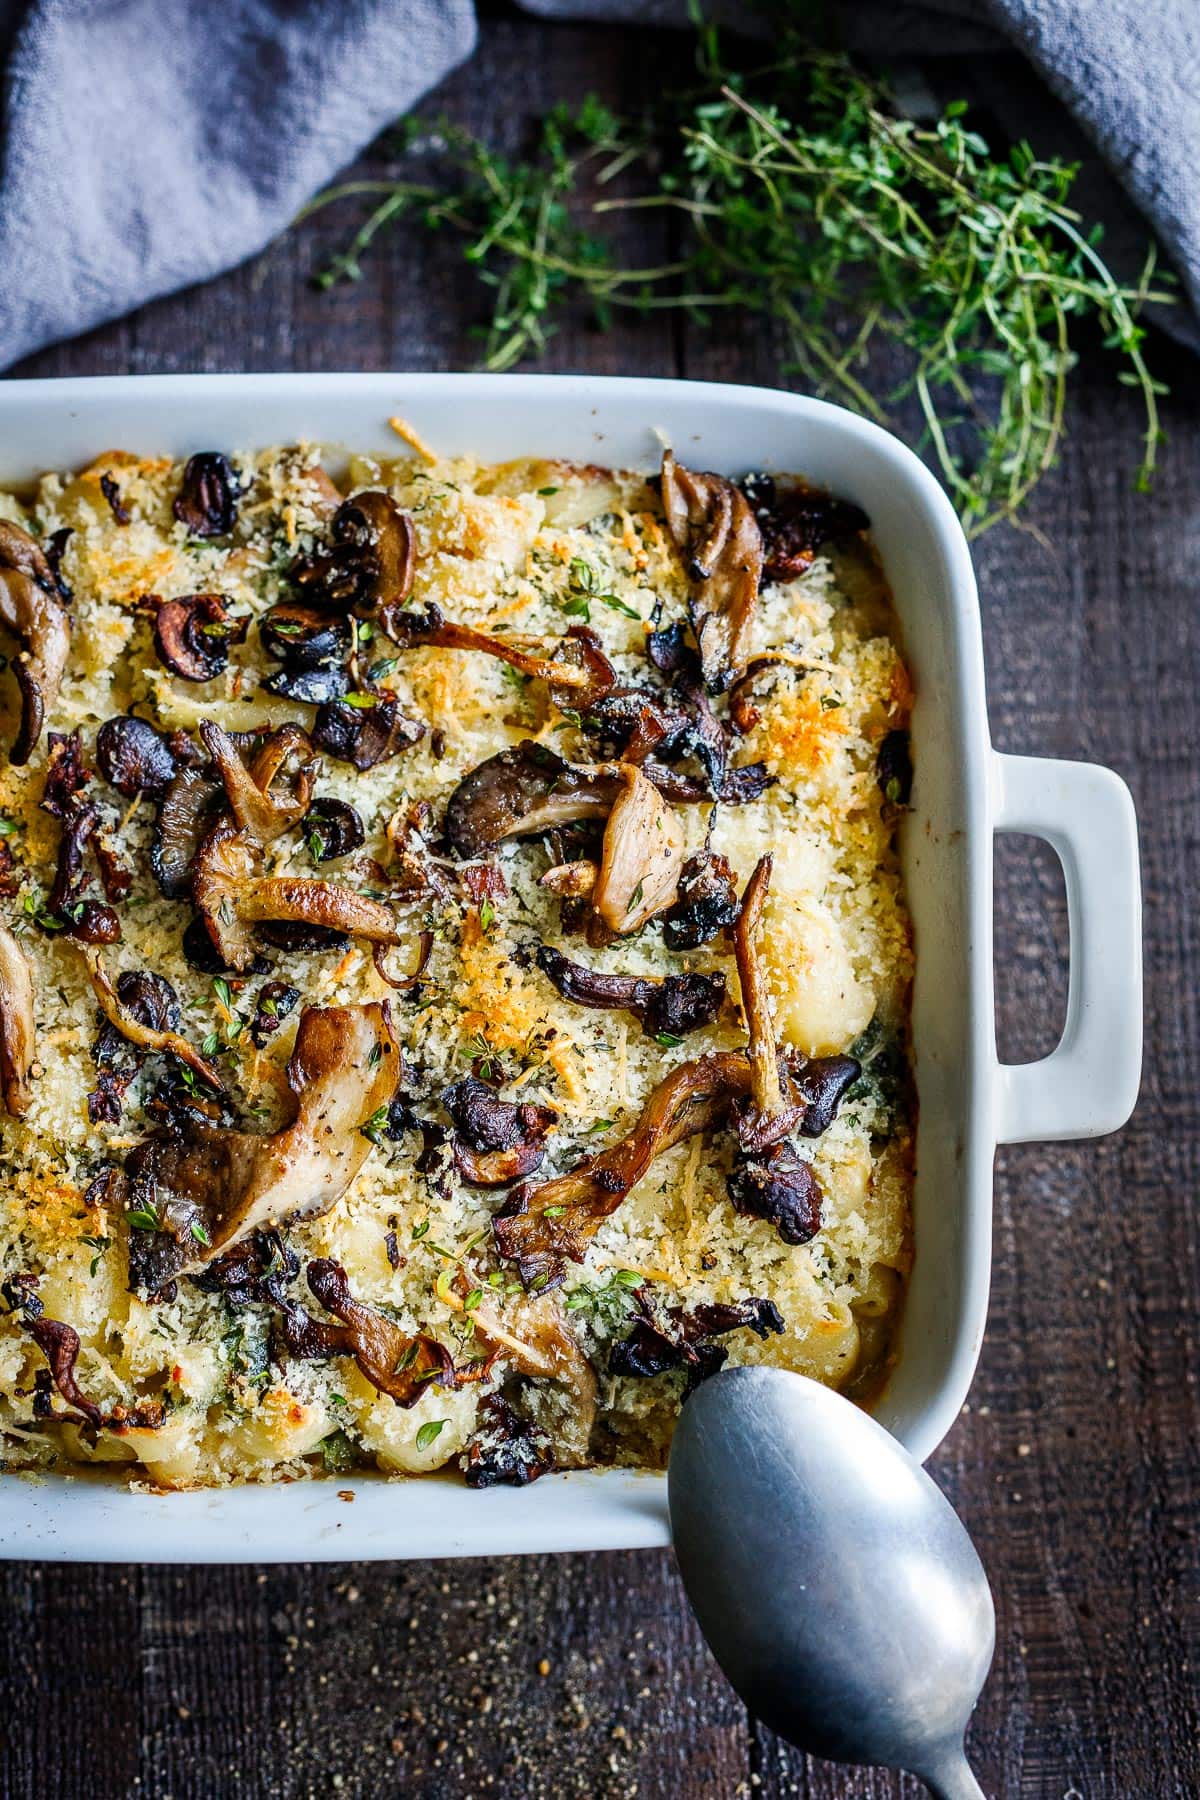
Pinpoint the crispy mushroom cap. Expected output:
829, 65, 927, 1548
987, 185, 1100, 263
0, 520, 71, 764
660, 450, 763, 693
0, 922, 35, 1118
592, 765, 686, 933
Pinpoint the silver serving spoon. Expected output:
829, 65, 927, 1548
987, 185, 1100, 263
669, 1366, 993, 1800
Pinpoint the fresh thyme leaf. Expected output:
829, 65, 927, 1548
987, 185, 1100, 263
415, 1418, 446, 1451
82, 1234, 111, 1278
189, 1220, 212, 1248
600, 593, 641, 620
300, 11, 1172, 533
126, 1204, 160, 1232
564, 1269, 645, 1331
360, 1104, 391, 1147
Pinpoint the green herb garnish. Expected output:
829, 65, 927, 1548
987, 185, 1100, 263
301, 15, 1172, 534
415, 1418, 446, 1451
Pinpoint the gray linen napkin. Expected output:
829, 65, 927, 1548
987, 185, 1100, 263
0, 0, 1195, 368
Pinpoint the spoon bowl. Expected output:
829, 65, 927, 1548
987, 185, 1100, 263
669, 1366, 994, 1799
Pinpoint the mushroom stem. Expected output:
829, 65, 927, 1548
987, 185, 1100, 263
732, 854, 784, 1120
84, 947, 224, 1091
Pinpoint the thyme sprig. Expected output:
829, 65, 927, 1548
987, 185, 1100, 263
300, 22, 1173, 534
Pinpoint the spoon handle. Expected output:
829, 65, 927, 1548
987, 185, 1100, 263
920, 1745, 987, 1800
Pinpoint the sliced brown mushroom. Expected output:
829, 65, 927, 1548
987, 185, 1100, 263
261, 601, 353, 704
444, 741, 624, 858
84, 948, 224, 1091
289, 491, 415, 621
173, 453, 243, 539
660, 450, 763, 693
152, 593, 246, 683
0, 923, 35, 1118
310, 693, 425, 771
535, 945, 725, 1039
276, 1258, 455, 1407
97, 715, 180, 800
0, 519, 71, 764
125, 1002, 401, 1286
199, 721, 315, 846
592, 765, 686, 934
493, 1049, 753, 1289
193, 816, 405, 973
384, 603, 615, 704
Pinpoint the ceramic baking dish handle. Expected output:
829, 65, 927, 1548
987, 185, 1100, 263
991, 752, 1142, 1144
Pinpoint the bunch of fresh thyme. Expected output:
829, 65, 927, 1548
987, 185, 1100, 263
297, 15, 1173, 534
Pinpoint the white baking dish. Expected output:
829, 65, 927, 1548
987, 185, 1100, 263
0, 374, 1142, 1562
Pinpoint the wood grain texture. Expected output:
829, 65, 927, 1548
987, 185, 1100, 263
2, 9, 1197, 1797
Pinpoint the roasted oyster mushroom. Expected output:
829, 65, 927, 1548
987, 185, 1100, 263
660, 450, 763, 693
535, 945, 725, 1038
0, 519, 71, 764
591, 765, 686, 934
85, 948, 223, 1092
0, 923, 35, 1118
444, 741, 624, 858
199, 721, 315, 846
494, 1050, 754, 1289
192, 816, 404, 973
151, 763, 227, 898
124, 1002, 401, 1286
277, 1258, 455, 1407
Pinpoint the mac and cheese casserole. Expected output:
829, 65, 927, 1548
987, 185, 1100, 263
0, 428, 913, 1488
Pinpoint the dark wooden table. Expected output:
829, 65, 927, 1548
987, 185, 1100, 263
3, 11, 1197, 1797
